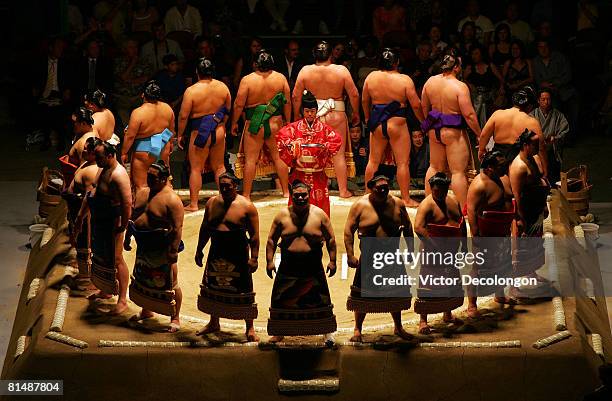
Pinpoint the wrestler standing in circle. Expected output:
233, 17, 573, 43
121, 81, 175, 193
478, 86, 547, 177
178, 58, 231, 211
231, 49, 291, 200
293, 41, 360, 198
362, 48, 424, 207
84, 89, 116, 141
195, 172, 260, 342
421, 53, 481, 209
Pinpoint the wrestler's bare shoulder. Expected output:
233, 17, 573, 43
308, 204, 327, 220
110, 163, 129, 180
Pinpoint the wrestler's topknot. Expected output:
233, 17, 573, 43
150, 159, 170, 179
379, 48, 399, 71
85, 89, 107, 108
515, 128, 537, 147
480, 150, 504, 169
512, 85, 537, 109
197, 57, 215, 78
313, 41, 331, 62
428, 172, 451, 189
73, 106, 94, 126
219, 171, 240, 184
255, 49, 275, 72
143, 80, 162, 101
289, 179, 310, 193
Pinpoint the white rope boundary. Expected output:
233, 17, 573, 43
14, 336, 26, 359
26, 278, 41, 303
278, 378, 339, 392
45, 332, 88, 349
532, 330, 572, 349
50, 284, 70, 332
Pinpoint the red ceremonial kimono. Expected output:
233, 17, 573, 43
277, 118, 342, 215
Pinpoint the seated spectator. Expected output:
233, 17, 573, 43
75, 39, 113, 100
457, 0, 494, 45
373, 0, 406, 43
141, 21, 184, 73
154, 54, 185, 109
349, 125, 368, 182
502, 39, 533, 95
345, 37, 365, 60
93, 0, 127, 42
458, 21, 478, 61
532, 38, 577, 139
530, 89, 569, 185
32, 37, 73, 151
352, 36, 379, 90
531, 20, 559, 54
129, 0, 159, 33
331, 42, 345, 64
185, 36, 233, 87
428, 25, 448, 60
409, 130, 429, 189
489, 23, 512, 71
113, 38, 152, 127
417, 0, 453, 42
164, 0, 202, 37
464, 45, 503, 127
233, 37, 263, 89
407, 41, 434, 95
275, 39, 303, 93
496, 2, 533, 45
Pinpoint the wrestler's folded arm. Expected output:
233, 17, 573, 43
195, 199, 213, 258
265, 216, 282, 277
400, 205, 415, 254
167, 196, 184, 263
322, 212, 337, 270
510, 168, 527, 232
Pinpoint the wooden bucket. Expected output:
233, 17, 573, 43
37, 167, 64, 218
560, 165, 592, 216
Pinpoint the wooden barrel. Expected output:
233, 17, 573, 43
560, 165, 592, 216
37, 167, 64, 218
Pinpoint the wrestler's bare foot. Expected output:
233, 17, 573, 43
418, 322, 432, 335
494, 296, 517, 305
129, 310, 155, 322
87, 291, 112, 300
403, 198, 420, 208
268, 335, 284, 343
167, 318, 180, 333
443, 312, 463, 325
394, 326, 414, 340
467, 305, 480, 318
246, 327, 259, 342
349, 329, 363, 343
183, 204, 199, 212
107, 301, 128, 316
339, 190, 353, 198
282, 191, 289, 198
196, 321, 221, 336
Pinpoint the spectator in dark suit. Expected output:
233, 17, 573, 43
75, 39, 113, 100
32, 37, 74, 150
275, 39, 303, 94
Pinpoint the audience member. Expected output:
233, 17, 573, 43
373, 0, 407, 43
75, 39, 113, 99
457, 0, 494, 45
407, 41, 434, 95
497, 2, 534, 45
291, 0, 330, 35
32, 38, 73, 151
458, 21, 478, 61
93, 0, 127, 42
489, 24, 512, 71
417, 0, 453, 41
186, 37, 232, 87
164, 0, 203, 37
428, 25, 448, 60
530, 88, 569, 184
349, 125, 368, 181
129, 0, 159, 33
409, 130, 429, 189
233, 37, 263, 89
154, 54, 186, 109
502, 40, 533, 95
275, 39, 303, 93
464, 45, 503, 127
141, 21, 184, 73
331, 42, 345, 64
351, 36, 379, 90
112, 38, 152, 127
